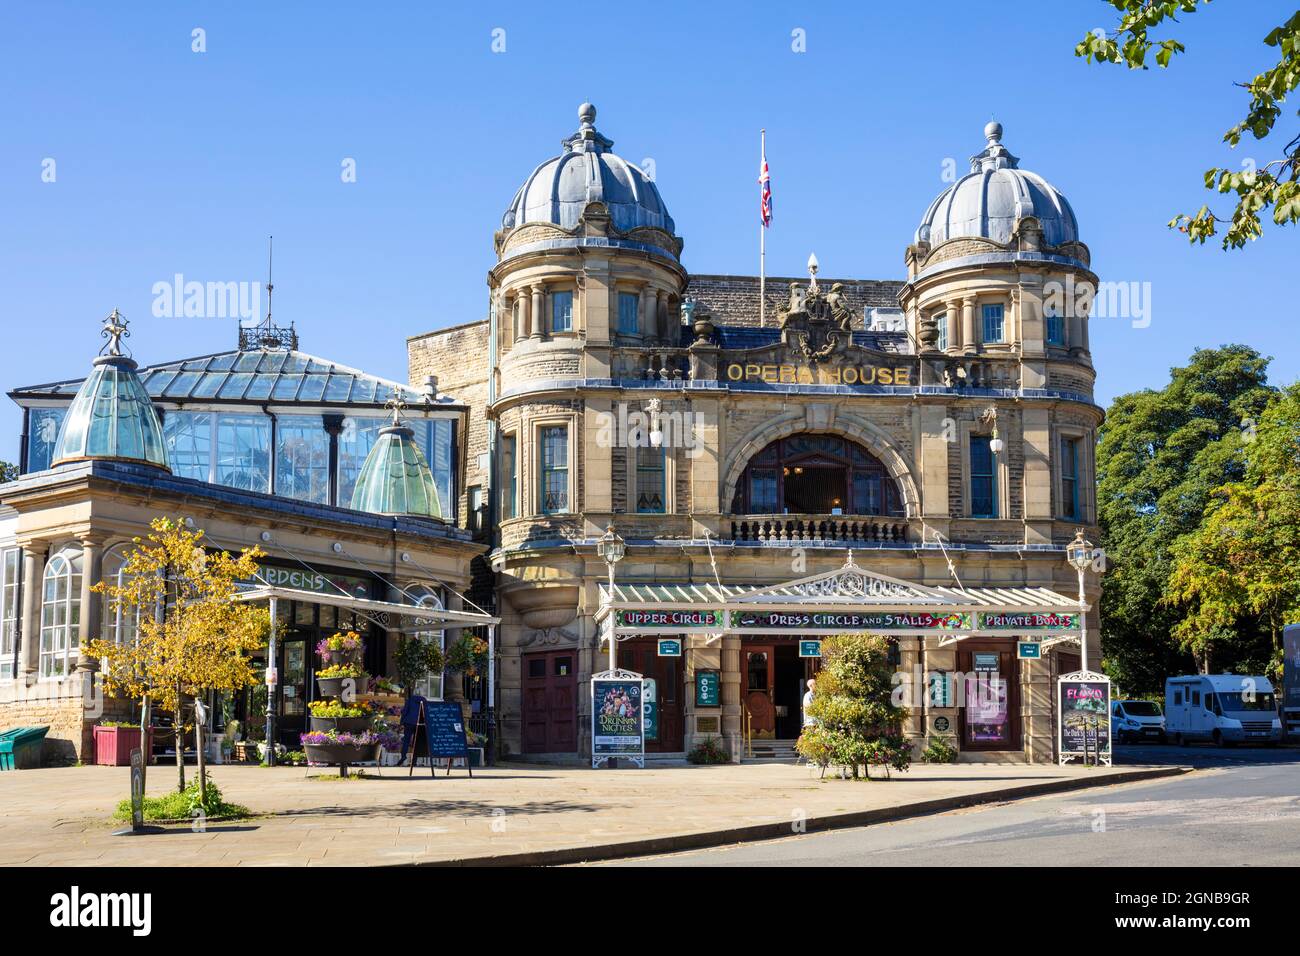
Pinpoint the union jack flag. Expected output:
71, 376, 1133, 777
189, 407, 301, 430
759, 150, 772, 227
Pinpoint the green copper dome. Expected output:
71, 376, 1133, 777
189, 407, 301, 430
349, 422, 443, 518
52, 312, 169, 470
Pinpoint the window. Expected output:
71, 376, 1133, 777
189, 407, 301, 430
101, 547, 140, 646
336, 416, 388, 506
551, 290, 573, 334
163, 411, 212, 482
467, 484, 483, 531
731, 434, 904, 516
1045, 306, 1066, 346
40, 549, 82, 678
215, 414, 271, 491
636, 445, 666, 513
539, 425, 569, 514
409, 588, 445, 700
501, 433, 517, 519
935, 312, 948, 350
26, 407, 66, 473
618, 292, 640, 335
1173, 691, 1182, 706
275, 414, 330, 504
413, 418, 456, 522
0, 549, 19, 678
969, 435, 997, 518
981, 303, 1004, 344
1060, 436, 1081, 520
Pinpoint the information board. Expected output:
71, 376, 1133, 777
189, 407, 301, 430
1057, 672, 1112, 765
592, 674, 645, 768
695, 670, 721, 707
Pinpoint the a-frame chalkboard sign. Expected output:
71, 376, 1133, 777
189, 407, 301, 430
406, 699, 472, 777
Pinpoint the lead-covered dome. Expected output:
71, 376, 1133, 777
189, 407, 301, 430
52, 310, 169, 471
916, 122, 1079, 248
502, 103, 675, 236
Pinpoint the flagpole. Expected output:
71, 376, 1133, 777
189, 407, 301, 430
760, 128, 766, 328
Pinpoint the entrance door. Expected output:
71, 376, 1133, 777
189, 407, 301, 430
622, 641, 685, 752
522, 650, 577, 753
958, 645, 1021, 751
278, 637, 309, 747
744, 645, 776, 738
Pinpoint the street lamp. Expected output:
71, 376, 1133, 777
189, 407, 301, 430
596, 523, 626, 670
1066, 529, 1094, 671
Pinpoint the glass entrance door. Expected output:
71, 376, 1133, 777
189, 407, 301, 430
279, 637, 308, 746
958, 646, 1020, 751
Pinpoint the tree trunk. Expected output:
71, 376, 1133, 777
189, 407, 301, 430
195, 717, 207, 806
175, 683, 186, 793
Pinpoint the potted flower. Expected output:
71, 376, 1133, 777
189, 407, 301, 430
315, 631, 363, 665
300, 729, 399, 773
315, 661, 366, 698
93, 719, 151, 767
307, 697, 377, 734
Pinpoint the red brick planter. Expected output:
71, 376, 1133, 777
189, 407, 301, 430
92, 725, 150, 766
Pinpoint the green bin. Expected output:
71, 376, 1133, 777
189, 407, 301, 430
0, 726, 50, 770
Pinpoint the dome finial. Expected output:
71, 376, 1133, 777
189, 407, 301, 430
984, 120, 1003, 145
564, 102, 613, 154
579, 102, 596, 126
100, 308, 130, 357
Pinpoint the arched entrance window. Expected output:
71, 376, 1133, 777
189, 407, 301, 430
40, 548, 83, 677
731, 434, 904, 516
101, 545, 141, 645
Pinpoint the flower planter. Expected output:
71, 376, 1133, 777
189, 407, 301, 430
316, 676, 360, 697
93, 725, 151, 767
309, 715, 372, 734
303, 742, 381, 766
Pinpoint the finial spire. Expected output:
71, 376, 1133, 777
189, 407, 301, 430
264, 235, 274, 326
385, 392, 408, 427
564, 101, 613, 154
100, 308, 130, 357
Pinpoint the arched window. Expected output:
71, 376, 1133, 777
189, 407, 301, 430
101, 545, 141, 645
731, 434, 904, 517
40, 549, 83, 677
407, 586, 445, 700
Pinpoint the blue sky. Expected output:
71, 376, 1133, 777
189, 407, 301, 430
2, 1, 1296, 462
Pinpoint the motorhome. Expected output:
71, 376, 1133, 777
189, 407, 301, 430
1284, 623, 1300, 738
1164, 674, 1282, 746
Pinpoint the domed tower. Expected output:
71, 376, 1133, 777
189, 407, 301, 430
492, 103, 687, 377
52, 310, 169, 470
901, 122, 1096, 392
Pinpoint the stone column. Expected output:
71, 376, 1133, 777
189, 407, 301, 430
75, 538, 104, 674
961, 296, 977, 354
639, 287, 655, 345
530, 285, 544, 339
517, 289, 531, 339
656, 291, 670, 345
899, 637, 924, 754
945, 300, 960, 352
1021, 653, 1054, 763
721, 634, 742, 763
18, 543, 44, 681
443, 592, 470, 718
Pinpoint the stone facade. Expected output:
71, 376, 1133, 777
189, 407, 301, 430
408, 112, 1104, 766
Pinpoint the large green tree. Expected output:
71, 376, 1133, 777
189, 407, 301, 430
1076, 1, 1300, 248
1165, 382, 1300, 675
1096, 345, 1275, 692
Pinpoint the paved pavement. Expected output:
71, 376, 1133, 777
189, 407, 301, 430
0, 758, 1181, 867
612, 760, 1300, 867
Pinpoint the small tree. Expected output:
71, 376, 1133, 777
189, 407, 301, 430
796, 633, 911, 780
86, 517, 270, 796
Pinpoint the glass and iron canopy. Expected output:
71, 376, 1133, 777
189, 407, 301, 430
349, 421, 443, 519
52, 314, 169, 470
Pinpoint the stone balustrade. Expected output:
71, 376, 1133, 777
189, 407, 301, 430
728, 514, 910, 545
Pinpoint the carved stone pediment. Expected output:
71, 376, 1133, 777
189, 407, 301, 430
778, 283, 856, 364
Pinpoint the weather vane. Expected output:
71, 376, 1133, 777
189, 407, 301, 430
100, 308, 130, 357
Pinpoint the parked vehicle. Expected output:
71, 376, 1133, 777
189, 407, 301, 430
1284, 623, 1300, 739
1164, 674, 1282, 746
1110, 699, 1166, 744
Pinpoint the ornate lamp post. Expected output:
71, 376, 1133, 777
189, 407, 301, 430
1065, 529, 1094, 671
596, 524, 626, 670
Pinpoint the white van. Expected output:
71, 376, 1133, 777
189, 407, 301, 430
1110, 699, 1166, 743
1164, 674, 1282, 746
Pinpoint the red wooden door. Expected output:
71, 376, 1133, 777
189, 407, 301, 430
522, 650, 577, 753
622, 641, 685, 752
744, 645, 776, 737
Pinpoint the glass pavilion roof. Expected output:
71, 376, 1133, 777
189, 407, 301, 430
11, 349, 442, 408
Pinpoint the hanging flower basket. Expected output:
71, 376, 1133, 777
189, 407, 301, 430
308, 715, 372, 734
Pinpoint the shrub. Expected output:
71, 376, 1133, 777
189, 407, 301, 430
686, 735, 731, 764
921, 735, 959, 764
113, 779, 251, 822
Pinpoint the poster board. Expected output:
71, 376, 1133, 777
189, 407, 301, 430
591, 670, 645, 768
1057, 670, 1112, 766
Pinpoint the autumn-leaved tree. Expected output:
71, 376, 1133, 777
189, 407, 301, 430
1076, 1, 1300, 248
86, 517, 269, 795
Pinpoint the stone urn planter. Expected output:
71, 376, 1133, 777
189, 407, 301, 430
302, 741, 381, 768
315, 676, 354, 698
